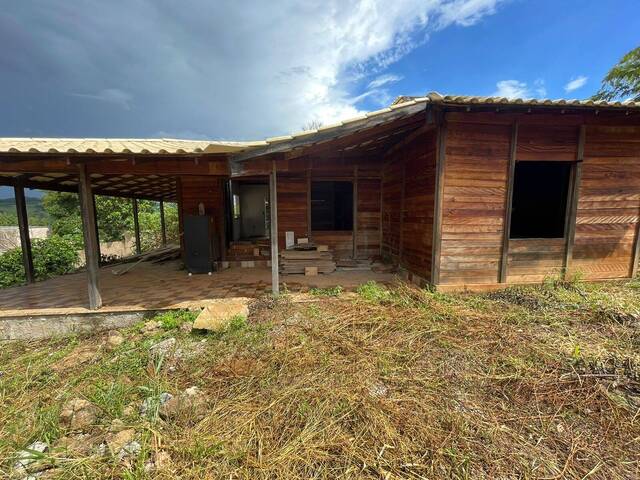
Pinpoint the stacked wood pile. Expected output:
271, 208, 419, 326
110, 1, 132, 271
279, 244, 336, 275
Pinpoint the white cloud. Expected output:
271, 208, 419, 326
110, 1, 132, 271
2, 1, 506, 138
70, 89, 133, 110
368, 73, 403, 89
493, 78, 547, 99
564, 75, 588, 93
494, 80, 529, 98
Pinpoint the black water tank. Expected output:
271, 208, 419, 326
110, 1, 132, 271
183, 214, 212, 274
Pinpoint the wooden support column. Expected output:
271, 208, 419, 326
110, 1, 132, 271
430, 118, 447, 285
77, 163, 102, 310
269, 160, 280, 294
13, 180, 35, 284
499, 122, 519, 283
132, 198, 141, 255
352, 165, 358, 259
92, 194, 101, 264
563, 125, 585, 278
159, 200, 167, 246
633, 215, 640, 278
306, 168, 312, 237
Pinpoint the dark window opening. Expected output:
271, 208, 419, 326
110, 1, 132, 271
311, 181, 353, 231
510, 161, 572, 239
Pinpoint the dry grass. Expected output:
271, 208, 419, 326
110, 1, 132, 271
1, 278, 639, 479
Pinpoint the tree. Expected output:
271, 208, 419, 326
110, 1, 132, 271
593, 46, 640, 102
301, 119, 324, 131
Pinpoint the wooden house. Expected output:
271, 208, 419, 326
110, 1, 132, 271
1, 92, 639, 313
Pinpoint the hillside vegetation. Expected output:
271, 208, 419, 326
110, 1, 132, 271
1, 279, 639, 479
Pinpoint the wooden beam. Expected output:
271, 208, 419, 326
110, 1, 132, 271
77, 163, 102, 310
383, 122, 431, 158
430, 117, 447, 285
352, 165, 358, 259
633, 214, 640, 278
563, 125, 586, 278
132, 198, 142, 255
13, 180, 35, 284
499, 122, 519, 283
269, 160, 280, 294
92, 194, 101, 265
306, 168, 312, 237
160, 200, 167, 246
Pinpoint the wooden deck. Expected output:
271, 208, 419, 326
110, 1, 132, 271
0, 261, 395, 318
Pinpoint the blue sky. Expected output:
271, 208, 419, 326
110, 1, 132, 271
1, 0, 638, 199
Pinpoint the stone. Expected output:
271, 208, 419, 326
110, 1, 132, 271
180, 322, 193, 334
55, 433, 103, 456
193, 300, 249, 332
106, 331, 125, 348
51, 345, 98, 372
106, 428, 136, 456
144, 450, 173, 473
140, 392, 173, 417
368, 381, 389, 398
59, 398, 100, 432
117, 441, 141, 462
108, 418, 126, 433
122, 403, 137, 417
159, 386, 207, 423
149, 337, 177, 360
141, 320, 161, 335
13, 441, 48, 476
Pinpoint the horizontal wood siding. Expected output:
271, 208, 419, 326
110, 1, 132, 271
439, 122, 511, 284
179, 175, 225, 260
381, 127, 436, 280
311, 231, 353, 259
571, 125, 640, 279
276, 174, 308, 250
381, 157, 403, 261
356, 177, 381, 258
507, 238, 565, 283
402, 129, 436, 278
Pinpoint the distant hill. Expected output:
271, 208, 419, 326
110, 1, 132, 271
0, 197, 49, 226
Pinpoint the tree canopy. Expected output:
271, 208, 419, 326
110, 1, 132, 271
593, 46, 640, 102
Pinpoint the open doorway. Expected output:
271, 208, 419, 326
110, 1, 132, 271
229, 180, 269, 242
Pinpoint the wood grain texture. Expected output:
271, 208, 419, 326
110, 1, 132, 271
356, 177, 381, 258
382, 125, 437, 280
439, 122, 511, 284
276, 174, 308, 250
179, 175, 225, 261
571, 125, 640, 279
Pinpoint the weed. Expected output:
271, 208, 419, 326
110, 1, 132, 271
356, 280, 392, 303
155, 309, 197, 330
309, 285, 343, 297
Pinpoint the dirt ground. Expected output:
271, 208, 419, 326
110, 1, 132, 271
1, 278, 639, 479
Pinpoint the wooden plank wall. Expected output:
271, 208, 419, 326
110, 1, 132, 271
571, 125, 640, 279
381, 128, 437, 280
276, 174, 308, 250
439, 122, 511, 284
356, 177, 381, 258
505, 123, 579, 283
438, 113, 640, 287
178, 175, 225, 260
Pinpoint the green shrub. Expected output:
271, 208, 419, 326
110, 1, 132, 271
356, 281, 392, 304
154, 309, 197, 330
0, 235, 79, 288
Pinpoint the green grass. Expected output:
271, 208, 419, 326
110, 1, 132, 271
309, 285, 343, 297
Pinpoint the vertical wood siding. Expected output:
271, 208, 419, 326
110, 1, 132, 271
356, 177, 382, 258
276, 174, 308, 250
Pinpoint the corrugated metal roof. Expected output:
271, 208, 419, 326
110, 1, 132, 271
394, 92, 640, 109
0, 138, 261, 155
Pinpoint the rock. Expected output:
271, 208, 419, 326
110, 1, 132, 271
55, 433, 103, 456
122, 403, 137, 418
193, 300, 249, 332
108, 418, 126, 433
13, 441, 48, 476
149, 337, 177, 360
180, 322, 193, 333
368, 381, 389, 398
117, 441, 141, 462
51, 345, 98, 372
59, 398, 100, 432
145, 450, 173, 473
106, 331, 125, 348
106, 428, 136, 456
159, 386, 207, 423
140, 392, 173, 417
141, 320, 161, 335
